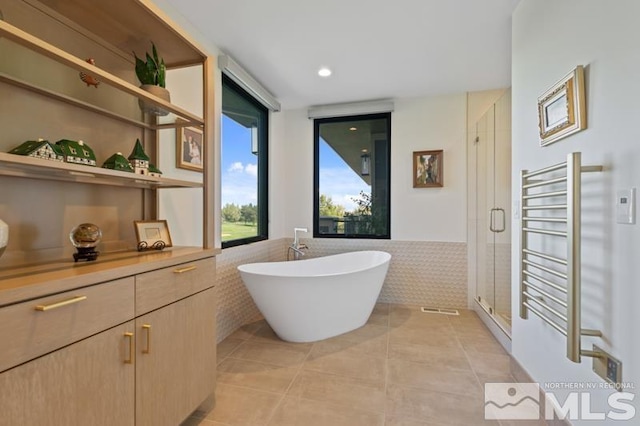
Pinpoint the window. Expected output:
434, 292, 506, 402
314, 113, 391, 238
221, 74, 268, 248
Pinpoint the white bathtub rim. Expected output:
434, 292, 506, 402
237, 250, 391, 278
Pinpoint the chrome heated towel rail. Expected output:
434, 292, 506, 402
520, 152, 603, 362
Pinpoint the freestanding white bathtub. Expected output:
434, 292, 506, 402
238, 250, 391, 343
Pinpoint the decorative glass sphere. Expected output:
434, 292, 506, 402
69, 223, 102, 248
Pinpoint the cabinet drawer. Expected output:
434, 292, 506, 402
0, 277, 134, 373
135, 257, 215, 315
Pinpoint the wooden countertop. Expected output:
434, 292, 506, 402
0, 247, 220, 307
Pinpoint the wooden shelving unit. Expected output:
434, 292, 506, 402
0, 20, 205, 127
0, 152, 203, 189
0, 1, 217, 424
0, 0, 215, 275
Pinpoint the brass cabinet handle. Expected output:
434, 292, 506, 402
142, 324, 151, 354
173, 265, 197, 274
124, 332, 134, 364
35, 295, 87, 311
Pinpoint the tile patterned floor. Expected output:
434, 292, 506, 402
183, 304, 546, 426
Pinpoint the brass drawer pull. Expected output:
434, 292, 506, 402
124, 332, 134, 364
173, 265, 197, 274
142, 324, 151, 354
35, 295, 87, 311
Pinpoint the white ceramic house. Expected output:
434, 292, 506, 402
8, 139, 64, 162
128, 138, 150, 175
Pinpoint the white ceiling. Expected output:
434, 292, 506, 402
165, 0, 520, 109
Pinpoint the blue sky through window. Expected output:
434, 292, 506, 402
319, 138, 370, 213
222, 115, 369, 213
221, 114, 258, 207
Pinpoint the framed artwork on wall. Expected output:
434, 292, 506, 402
176, 123, 204, 171
538, 65, 586, 147
413, 150, 443, 188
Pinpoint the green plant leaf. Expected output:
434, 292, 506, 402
133, 44, 165, 87
152, 43, 160, 68
158, 58, 166, 88
145, 53, 158, 84
134, 52, 153, 84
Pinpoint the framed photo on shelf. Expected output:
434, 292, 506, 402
413, 150, 443, 188
176, 123, 204, 172
538, 65, 586, 147
134, 220, 173, 250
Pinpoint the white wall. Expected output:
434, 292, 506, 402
512, 0, 640, 422
278, 94, 468, 242
392, 95, 467, 242
152, 0, 223, 247
276, 108, 314, 239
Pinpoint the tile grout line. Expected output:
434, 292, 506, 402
218, 339, 248, 365
383, 303, 391, 425
217, 304, 511, 425
261, 332, 318, 426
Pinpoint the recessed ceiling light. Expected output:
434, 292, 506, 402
349, 127, 357, 131
318, 67, 332, 77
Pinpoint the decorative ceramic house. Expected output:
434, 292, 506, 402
148, 163, 163, 177
128, 139, 150, 175
55, 139, 97, 166
102, 152, 134, 173
9, 138, 64, 162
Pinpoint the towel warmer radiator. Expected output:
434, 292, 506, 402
520, 152, 603, 362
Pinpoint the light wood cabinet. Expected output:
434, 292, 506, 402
0, 257, 217, 426
0, 276, 134, 373
0, 322, 136, 426
136, 287, 216, 426
0, 1, 218, 423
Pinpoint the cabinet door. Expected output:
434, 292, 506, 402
0, 322, 135, 426
136, 287, 216, 426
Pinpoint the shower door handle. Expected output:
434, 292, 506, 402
489, 208, 506, 233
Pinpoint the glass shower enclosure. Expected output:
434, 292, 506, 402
472, 90, 512, 334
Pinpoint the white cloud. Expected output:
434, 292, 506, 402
319, 167, 370, 213
221, 163, 258, 206
228, 162, 244, 172
244, 163, 258, 177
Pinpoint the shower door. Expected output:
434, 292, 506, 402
474, 90, 512, 332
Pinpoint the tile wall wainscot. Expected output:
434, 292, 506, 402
216, 238, 467, 342
302, 239, 467, 308
216, 239, 289, 342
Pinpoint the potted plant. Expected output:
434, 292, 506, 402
134, 42, 170, 116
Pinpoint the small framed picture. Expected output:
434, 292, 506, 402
538, 65, 586, 146
134, 220, 173, 250
413, 150, 443, 188
176, 123, 204, 172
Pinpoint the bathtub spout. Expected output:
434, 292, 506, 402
288, 243, 308, 260
290, 227, 309, 260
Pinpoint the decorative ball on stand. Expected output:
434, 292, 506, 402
70, 223, 102, 262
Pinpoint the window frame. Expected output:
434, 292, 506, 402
221, 74, 269, 249
313, 112, 391, 239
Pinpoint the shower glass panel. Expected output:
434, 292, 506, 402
474, 90, 512, 332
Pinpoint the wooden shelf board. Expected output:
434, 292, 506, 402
33, 0, 207, 67
0, 20, 205, 126
0, 152, 203, 189
0, 72, 155, 131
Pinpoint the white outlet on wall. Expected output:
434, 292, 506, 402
616, 188, 636, 225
